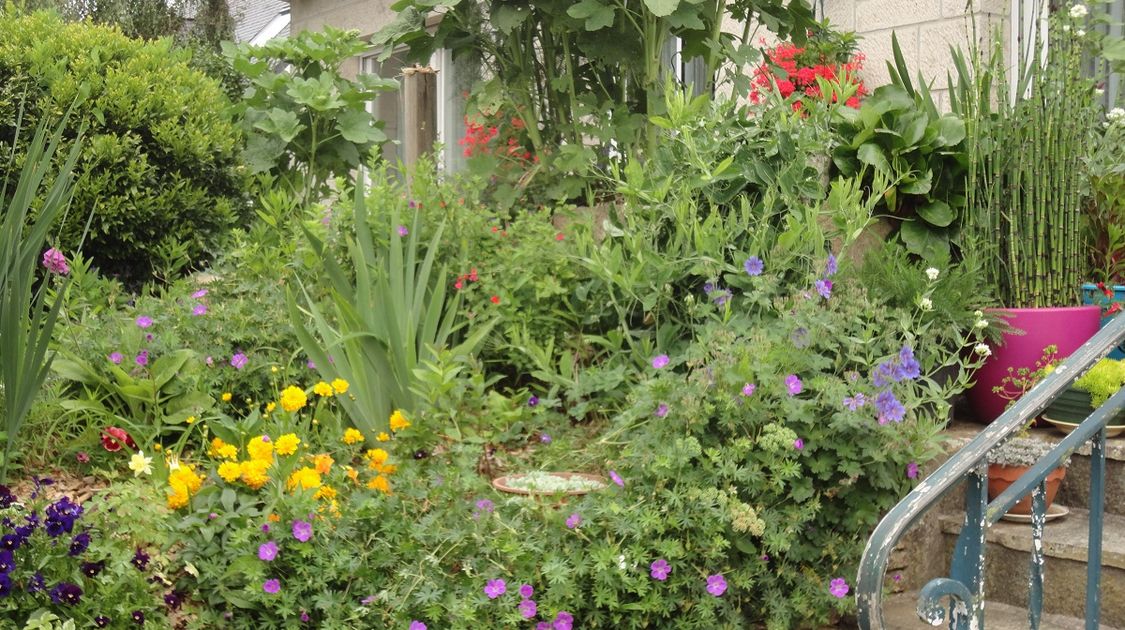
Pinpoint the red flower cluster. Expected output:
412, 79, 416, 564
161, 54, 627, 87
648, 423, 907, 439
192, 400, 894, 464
1096, 282, 1123, 315
458, 114, 537, 163
750, 42, 866, 110
454, 268, 479, 291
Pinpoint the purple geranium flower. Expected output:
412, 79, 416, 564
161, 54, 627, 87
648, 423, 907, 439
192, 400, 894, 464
794, 438, 804, 451
519, 584, 534, 599
192, 303, 207, 316
258, 541, 278, 561
528, 396, 539, 407
650, 559, 670, 581
785, 374, 803, 395
518, 599, 538, 619
907, 462, 920, 479
706, 574, 727, 596
829, 577, 849, 598
743, 256, 764, 276
292, 520, 312, 542
410, 622, 427, 630
135, 351, 149, 367
553, 611, 574, 630
815, 279, 833, 300
473, 499, 494, 519
565, 513, 581, 529
843, 393, 868, 410
826, 253, 838, 276
397, 225, 409, 237
135, 316, 152, 329
875, 390, 906, 424
109, 352, 123, 365
230, 353, 248, 370
741, 383, 756, 397
651, 354, 669, 369
262, 579, 280, 594
484, 578, 507, 599
191, 289, 208, 299
609, 470, 624, 487
655, 403, 669, 418
540, 433, 551, 444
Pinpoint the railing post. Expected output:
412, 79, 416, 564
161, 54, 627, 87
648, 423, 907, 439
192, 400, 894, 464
1029, 482, 1046, 629
948, 464, 987, 629
1086, 426, 1107, 629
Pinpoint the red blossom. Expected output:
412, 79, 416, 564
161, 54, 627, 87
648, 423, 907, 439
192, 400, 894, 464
490, 295, 500, 304
555, 233, 565, 241
101, 427, 136, 452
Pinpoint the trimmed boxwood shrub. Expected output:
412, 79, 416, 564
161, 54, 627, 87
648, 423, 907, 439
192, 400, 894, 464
0, 10, 248, 285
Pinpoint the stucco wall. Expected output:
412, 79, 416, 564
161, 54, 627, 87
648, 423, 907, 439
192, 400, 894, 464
289, 0, 400, 77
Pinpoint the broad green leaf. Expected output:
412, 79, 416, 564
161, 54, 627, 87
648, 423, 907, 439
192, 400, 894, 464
900, 169, 933, 195
643, 0, 681, 17
900, 220, 950, 261
933, 115, 966, 147
493, 4, 530, 32
856, 143, 891, 174
916, 199, 954, 227
336, 110, 385, 144
253, 108, 303, 143
567, 0, 616, 30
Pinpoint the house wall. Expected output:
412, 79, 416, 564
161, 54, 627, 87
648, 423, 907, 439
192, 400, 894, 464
289, 0, 399, 77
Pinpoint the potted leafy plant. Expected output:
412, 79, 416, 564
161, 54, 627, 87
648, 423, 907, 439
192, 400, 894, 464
1042, 357, 1125, 435
958, 5, 1110, 423
987, 436, 1070, 515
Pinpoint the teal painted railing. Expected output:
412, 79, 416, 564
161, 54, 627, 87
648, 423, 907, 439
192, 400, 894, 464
856, 313, 1125, 630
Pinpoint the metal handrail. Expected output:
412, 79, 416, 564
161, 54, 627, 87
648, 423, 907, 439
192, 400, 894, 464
856, 312, 1125, 630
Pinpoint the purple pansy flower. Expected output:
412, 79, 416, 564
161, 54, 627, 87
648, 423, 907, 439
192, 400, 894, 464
484, 578, 507, 599
743, 256, 764, 276
262, 579, 280, 594
650, 559, 670, 581
706, 574, 728, 596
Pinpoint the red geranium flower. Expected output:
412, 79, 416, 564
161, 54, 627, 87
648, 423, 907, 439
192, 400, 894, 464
490, 295, 500, 304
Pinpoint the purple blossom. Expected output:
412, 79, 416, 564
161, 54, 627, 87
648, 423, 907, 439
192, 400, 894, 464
258, 541, 278, 561
650, 559, 670, 581
706, 574, 728, 596
907, 462, 920, 479
397, 225, 409, 237
872, 362, 895, 388
49, 582, 82, 605
843, 393, 868, 411
815, 279, 833, 300
291, 520, 312, 542
301, 611, 310, 622
42, 248, 69, 275
262, 579, 280, 594
135, 316, 152, 329
519, 584, 534, 599
361, 595, 377, 606
829, 577, 850, 598
540, 433, 551, 444
261, 524, 270, 533
825, 253, 838, 276
875, 390, 906, 424
484, 578, 507, 599
741, 383, 756, 397
410, 622, 427, 630
794, 438, 804, 451
528, 396, 539, 407
109, 352, 123, 365
743, 256, 764, 276
895, 346, 921, 381
473, 499, 494, 518
785, 374, 803, 395
518, 599, 538, 619
135, 351, 149, 367
655, 403, 669, 418
191, 289, 208, 299
230, 353, 248, 370
553, 611, 574, 630
609, 470, 624, 487
651, 354, 669, 369
565, 513, 581, 529
192, 303, 207, 316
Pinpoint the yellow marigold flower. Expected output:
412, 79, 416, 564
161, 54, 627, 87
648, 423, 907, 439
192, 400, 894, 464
376, 432, 390, 442
345, 466, 359, 484
313, 453, 334, 475
208, 437, 226, 457
221, 392, 232, 402
170, 465, 203, 494
287, 466, 322, 491
331, 378, 349, 395
365, 448, 389, 467
167, 488, 189, 509
367, 474, 391, 495
343, 428, 364, 444
240, 459, 270, 489
268, 513, 280, 523
247, 436, 274, 462
218, 461, 241, 483
266, 402, 277, 413
313, 381, 333, 397
218, 444, 238, 460
314, 485, 337, 501
275, 434, 301, 456
380, 463, 398, 476
280, 385, 307, 412
389, 409, 411, 432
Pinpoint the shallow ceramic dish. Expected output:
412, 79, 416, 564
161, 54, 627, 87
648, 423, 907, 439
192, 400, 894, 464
999, 503, 1069, 524
1042, 415, 1125, 438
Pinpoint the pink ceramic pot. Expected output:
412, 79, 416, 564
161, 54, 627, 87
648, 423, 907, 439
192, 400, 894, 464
967, 305, 1101, 423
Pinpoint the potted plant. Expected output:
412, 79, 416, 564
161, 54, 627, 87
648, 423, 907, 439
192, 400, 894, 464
958, 7, 1109, 423
1080, 107, 1125, 358
987, 436, 1070, 515
492, 471, 608, 497
1042, 357, 1125, 435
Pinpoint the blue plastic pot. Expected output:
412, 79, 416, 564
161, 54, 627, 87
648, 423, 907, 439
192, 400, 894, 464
1081, 282, 1125, 359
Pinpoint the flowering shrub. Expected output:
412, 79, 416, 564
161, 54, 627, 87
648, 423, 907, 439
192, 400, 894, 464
0, 482, 169, 627
750, 38, 866, 110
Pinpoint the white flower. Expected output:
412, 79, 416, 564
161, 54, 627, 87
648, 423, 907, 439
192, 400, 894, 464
1109, 108, 1125, 124
129, 451, 153, 477
1077, 28, 1086, 37
974, 343, 992, 357
973, 310, 984, 318
1096, 88, 1105, 97
1062, 24, 1071, 32
925, 267, 940, 281
1070, 3, 1088, 19
617, 554, 627, 570
974, 318, 989, 329
920, 297, 934, 311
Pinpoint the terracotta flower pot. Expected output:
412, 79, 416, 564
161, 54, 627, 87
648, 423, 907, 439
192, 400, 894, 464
987, 464, 1066, 515
968, 306, 1101, 423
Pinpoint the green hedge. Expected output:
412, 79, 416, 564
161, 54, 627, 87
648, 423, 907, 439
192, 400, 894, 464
0, 11, 248, 284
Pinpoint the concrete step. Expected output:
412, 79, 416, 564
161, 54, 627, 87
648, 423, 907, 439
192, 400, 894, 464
938, 507, 1125, 623
942, 421, 1125, 516
883, 592, 1122, 629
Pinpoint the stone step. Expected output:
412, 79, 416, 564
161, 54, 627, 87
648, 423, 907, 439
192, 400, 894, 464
939, 507, 1125, 623
883, 592, 1122, 629
942, 421, 1125, 516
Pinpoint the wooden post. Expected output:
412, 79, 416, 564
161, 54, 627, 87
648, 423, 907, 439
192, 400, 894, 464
401, 65, 437, 169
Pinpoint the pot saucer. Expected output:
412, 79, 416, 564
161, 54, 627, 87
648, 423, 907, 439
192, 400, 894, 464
999, 503, 1069, 524
1042, 416, 1125, 438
